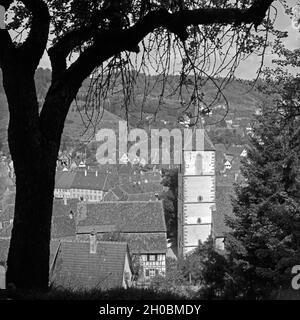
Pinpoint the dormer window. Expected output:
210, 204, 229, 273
197, 218, 202, 224
197, 195, 203, 202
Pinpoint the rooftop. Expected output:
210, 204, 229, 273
50, 240, 130, 291
76, 201, 166, 234
213, 185, 235, 238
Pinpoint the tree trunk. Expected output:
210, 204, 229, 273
3, 67, 62, 291
6, 145, 58, 291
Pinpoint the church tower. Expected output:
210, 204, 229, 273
178, 112, 216, 256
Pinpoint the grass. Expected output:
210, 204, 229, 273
0, 287, 188, 300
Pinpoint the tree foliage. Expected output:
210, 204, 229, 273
225, 75, 300, 299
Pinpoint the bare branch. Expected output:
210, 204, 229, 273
65, 0, 275, 87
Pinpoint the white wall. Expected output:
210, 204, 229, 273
184, 151, 215, 175
183, 224, 211, 247
184, 203, 212, 224
183, 176, 215, 202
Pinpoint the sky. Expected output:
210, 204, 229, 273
29, 1, 300, 79
235, 1, 300, 78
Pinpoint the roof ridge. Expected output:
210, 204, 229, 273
86, 200, 162, 204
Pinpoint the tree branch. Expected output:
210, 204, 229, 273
19, 0, 50, 71
41, 0, 274, 142
66, 0, 274, 86
0, 0, 50, 71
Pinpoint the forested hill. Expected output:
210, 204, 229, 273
0, 68, 267, 146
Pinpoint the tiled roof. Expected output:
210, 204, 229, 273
51, 199, 78, 239
0, 200, 78, 240
51, 216, 76, 239
119, 183, 144, 195
214, 144, 227, 153
119, 181, 162, 195
127, 193, 158, 201
55, 171, 111, 191
55, 171, 76, 189
103, 190, 120, 202
121, 232, 167, 254
50, 240, 129, 290
226, 145, 245, 156
77, 201, 166, 233
71, 171, 108, 191
140, 182, 163, 193
213, 185, 234, 238
183, 127, 215, 151
52, 199, 79, 217
111, 186, 128, 200
204, 130, 215, 151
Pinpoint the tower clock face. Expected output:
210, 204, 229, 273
184, 151, 214, 175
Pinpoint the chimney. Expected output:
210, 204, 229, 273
90, 232, 97, 254
85, 170, 87, 176
63, 195, 67, 205
155, 193, 159, 201
69, 210, 74, 220
95, 171, 98, 177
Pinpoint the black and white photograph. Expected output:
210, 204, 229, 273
0, 0, 300, 310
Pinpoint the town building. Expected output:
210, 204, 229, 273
49, 239, 133, 290
75, 201, 167, 285
177, 122, 216, 256
0, 238, 133, 291
54, 170, 111, 202
212, 185, 234, 251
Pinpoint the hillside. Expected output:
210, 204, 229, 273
0, 68, 267, 147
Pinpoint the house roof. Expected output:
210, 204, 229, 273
77, 201, 166, 233
212, 185, 234, 238
226, 145, 245, 156
119, 183, 144, 195
51, 216, 76, 239
70, 171, 108, 191
55, 171, 76, 189
127, 193, 158, 201
55, 170, 113, 191
214, 144, 227, 153
52, 199, 79, 217
102, 190, 120, 202
0, 200, 78, 240
50, 240, 129, 290
111, 186, 128, 200
183, 128, 215, 151
121, 232, 167, 254
52, 199, 78, 239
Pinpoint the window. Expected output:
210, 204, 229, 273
148, 255, 156, 262
149, 269, 156, 277
145, 269, 150, 277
